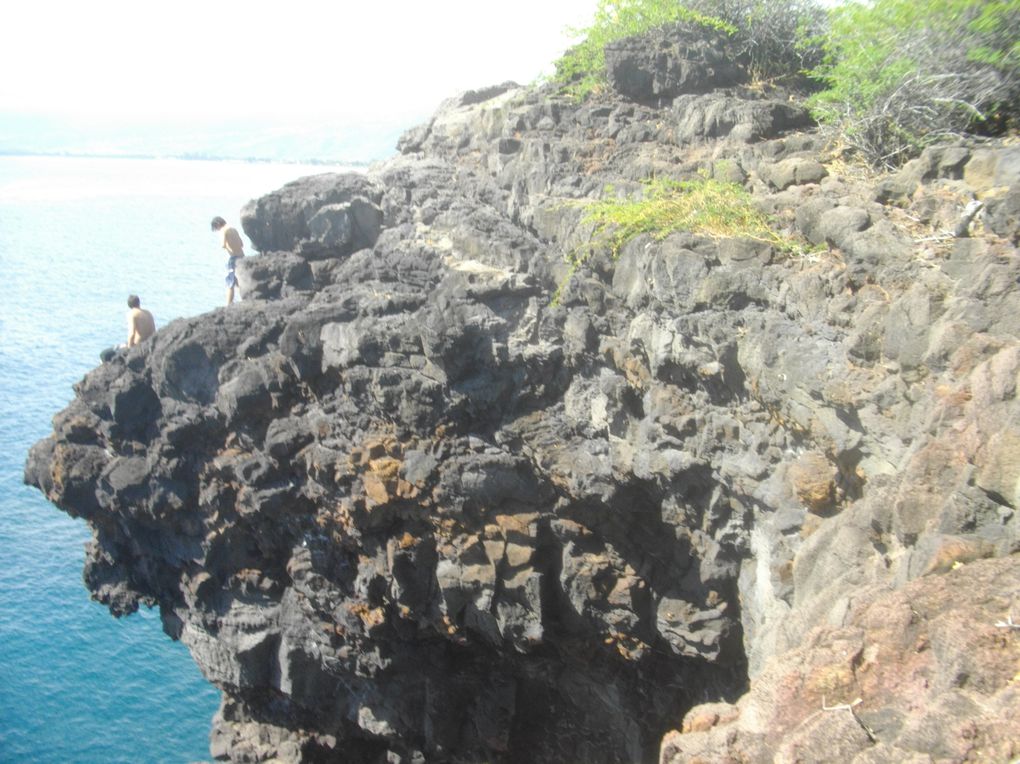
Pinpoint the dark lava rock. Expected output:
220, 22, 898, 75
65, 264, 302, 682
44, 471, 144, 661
25, 22, 1020, 764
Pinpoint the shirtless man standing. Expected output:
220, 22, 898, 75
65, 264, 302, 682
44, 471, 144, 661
127, 294, 156, 346
210, 216, 245, 305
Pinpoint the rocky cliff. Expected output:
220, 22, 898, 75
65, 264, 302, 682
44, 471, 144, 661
26, 25, 1020, 764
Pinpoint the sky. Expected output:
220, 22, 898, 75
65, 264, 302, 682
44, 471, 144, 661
1, 0, 601, 127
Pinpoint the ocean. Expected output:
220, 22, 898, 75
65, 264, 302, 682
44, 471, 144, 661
0, 155, 355, 763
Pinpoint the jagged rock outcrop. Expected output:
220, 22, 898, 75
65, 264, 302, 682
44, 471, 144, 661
604, 25, 748, 104
26, 25, 1020, 764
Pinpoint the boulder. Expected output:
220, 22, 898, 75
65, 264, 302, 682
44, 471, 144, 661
606, 24, 747, 103
235, 252, 314, 299
240, 172, 384, 258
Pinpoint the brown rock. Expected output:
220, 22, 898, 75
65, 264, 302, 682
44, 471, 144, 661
681, 702, 739, 733
788, 451, 837, 514
362, 472, 392, 506
919, 535, 996, 576
660, 557, 1020, 764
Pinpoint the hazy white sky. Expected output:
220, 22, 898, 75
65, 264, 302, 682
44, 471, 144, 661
1, 1, 601, 125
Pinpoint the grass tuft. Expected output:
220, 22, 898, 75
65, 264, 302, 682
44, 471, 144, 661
570, 177, 803, 265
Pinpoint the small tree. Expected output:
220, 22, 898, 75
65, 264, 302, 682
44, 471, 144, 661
809, 0, 1020, 167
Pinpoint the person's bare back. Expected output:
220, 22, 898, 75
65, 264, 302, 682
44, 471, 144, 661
126, 295, 156, 346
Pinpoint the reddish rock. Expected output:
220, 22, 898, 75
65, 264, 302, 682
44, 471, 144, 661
662, 556, 1020, 764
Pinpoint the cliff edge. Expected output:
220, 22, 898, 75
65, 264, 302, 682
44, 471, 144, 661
26, 25, 1020, 764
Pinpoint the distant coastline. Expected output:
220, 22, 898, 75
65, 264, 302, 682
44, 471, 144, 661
0, 149, 368, 167
0, 111, 412, 167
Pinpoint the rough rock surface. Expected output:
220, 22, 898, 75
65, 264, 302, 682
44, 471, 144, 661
662, 557, 1020, 763
25, 25, 1020, 764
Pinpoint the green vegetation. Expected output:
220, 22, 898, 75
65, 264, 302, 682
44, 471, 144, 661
681, 0, 827, 81
570, 176, 802, 266
554, 0, 1018, 166
553, 175, 808, 303
553, 0, 734, 100
552, 0, 826, 99
809, 0, 1020, 166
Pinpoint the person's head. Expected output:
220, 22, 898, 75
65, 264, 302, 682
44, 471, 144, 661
210, 216, 227, 231
127, 295, 141, 309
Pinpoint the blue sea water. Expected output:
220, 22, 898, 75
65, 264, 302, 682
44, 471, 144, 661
0, 156, 351, 763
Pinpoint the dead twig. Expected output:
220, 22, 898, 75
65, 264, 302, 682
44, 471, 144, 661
822, 696, 878, 743
995, 614, 1020, 630
822, 696, 862, 712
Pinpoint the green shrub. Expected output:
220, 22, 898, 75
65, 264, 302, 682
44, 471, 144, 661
552, 0, 830, 99
571, 176, 802, 265
553, 0, 734, 100
682, 0, 828, 82
809, 0, 1020, 167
